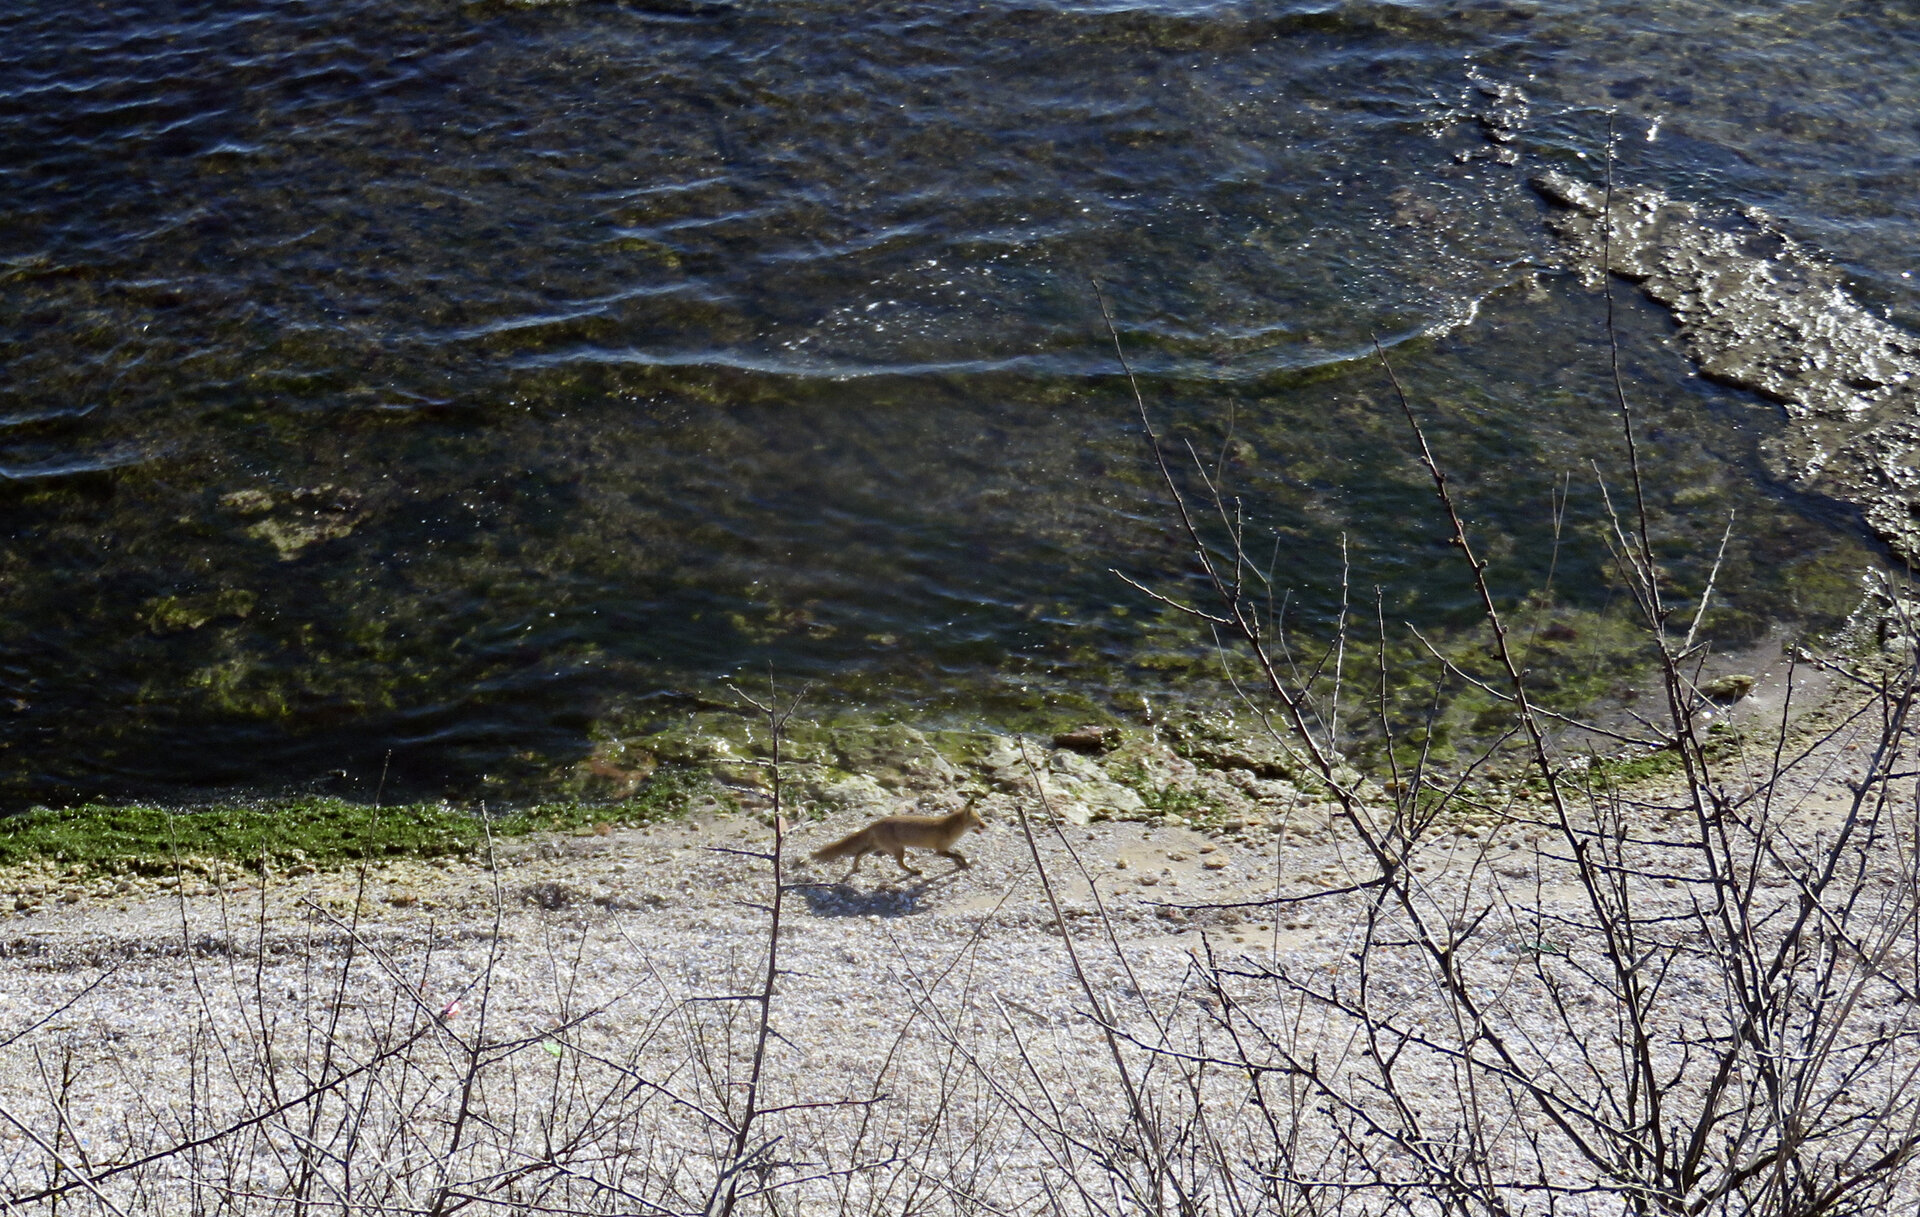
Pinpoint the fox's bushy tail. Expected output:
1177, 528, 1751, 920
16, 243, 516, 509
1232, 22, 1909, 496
810, 830, 867, 863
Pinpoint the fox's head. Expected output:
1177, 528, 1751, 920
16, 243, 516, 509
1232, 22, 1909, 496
961, 805, 986, 830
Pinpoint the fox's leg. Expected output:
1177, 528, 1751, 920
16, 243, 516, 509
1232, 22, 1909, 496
937, 849, 970, 869
890, 845, 923, 876
839, 848, 867, 882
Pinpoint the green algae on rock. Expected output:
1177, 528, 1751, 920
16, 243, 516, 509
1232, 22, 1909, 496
140, 588, 257, 636
0, 768, 720, 878
220, 485, 370, 561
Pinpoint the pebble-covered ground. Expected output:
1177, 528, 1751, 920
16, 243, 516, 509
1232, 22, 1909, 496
2, 653, 1916, 1214
0, 798, 1362, 1212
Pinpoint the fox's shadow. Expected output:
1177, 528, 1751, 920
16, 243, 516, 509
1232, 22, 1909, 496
790, 866, 966, 918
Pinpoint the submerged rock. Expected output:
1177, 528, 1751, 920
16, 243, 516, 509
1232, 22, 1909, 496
1052, 725, 1116, 754
219, 484, 368, 560
1468, 69, 1528, 157
829, 725, 957, 793
1533, 171, 1920, 561
139, 588, 256, 635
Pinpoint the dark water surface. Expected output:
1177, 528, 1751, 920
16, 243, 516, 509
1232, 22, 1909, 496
3, 0, 1916, 804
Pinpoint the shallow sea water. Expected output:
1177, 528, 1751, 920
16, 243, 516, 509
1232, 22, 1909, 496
2, 0, 1916, 804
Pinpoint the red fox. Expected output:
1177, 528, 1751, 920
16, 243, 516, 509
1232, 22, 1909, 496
810, 805, 986, 878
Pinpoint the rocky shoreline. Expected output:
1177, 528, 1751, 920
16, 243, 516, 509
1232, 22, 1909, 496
0, 599, 1844, 920
0, 630, 1911, 1212
1535, 169, 1920, 563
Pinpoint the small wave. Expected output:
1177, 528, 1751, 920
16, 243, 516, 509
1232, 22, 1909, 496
505, 321, 1449, 384
511, 345, 1052, 381
437, 285, 716, 345
0, 404, 98, 430
0, 449, 149, 482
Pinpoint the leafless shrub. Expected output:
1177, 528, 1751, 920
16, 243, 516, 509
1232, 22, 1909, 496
1090, 193, 1920, 1215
